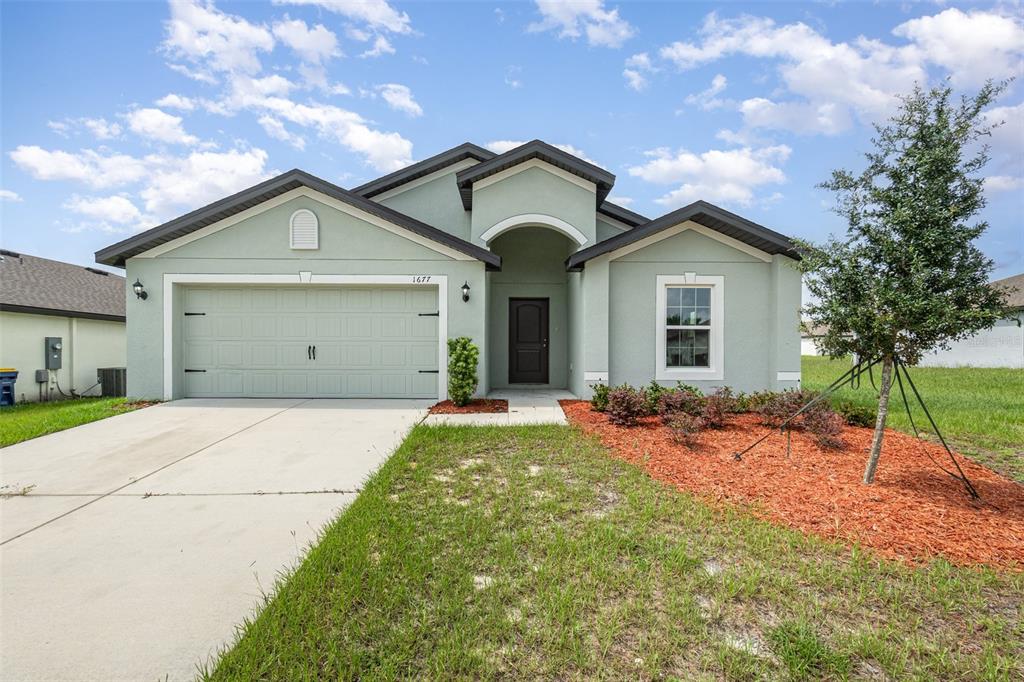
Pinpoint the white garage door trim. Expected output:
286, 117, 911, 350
163, 273, 448, 401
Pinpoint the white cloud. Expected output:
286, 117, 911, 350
167, 62, 218, 84
985, 175, 1024, 193
163, 0, 275, 75
140, 148, 272, 216
155, 93, 196, 111
684, 73, 728, 110
505, 65, 523, 89
47, 117, 122, 140
258, 115, 306, 150
125, 108, 199, 145
623, 52, 654, 91
63, 194, 145, 224
893, 8, 1024, 87
273, 17, 340, 63
628, 144, 791, 207
9, 146, 148, 188
530, 0, 635, 48
297, 63, 350, 94
484, 140, 599, 165
0, 189, 22, 202
272, 0, 412, 35
374, 83, 423, 117
606, 194, 633, 206
739, 98, 850, 135
360, 36, 395, 58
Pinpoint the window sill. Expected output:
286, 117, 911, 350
656, 367, 724, 382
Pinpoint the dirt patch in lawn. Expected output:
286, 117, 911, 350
429, 399, 509, 414
560, 400, 1024, 570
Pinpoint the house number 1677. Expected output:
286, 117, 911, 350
412, 275, 432, 283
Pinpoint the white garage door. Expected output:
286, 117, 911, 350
181, 285, 439, 398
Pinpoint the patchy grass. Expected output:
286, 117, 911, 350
0, 398, 148, 447
803, 356, 1024, 482
205, 425, 1023, 680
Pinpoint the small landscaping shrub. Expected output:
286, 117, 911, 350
743, 390, 778, 412
447, 337, 479, 407
832, 399, 876, 427
607, 386, 648, 426
644, 380, 670, 415
667, 413, 704, 446
755, 389, 818, 428
803, 408, 846, 449
590, 383, 611, 412
657, 389, 705, 421
701, 387, 737, 429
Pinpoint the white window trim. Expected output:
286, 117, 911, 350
162, 273, 448, 402
655, 274, 724, 381
289, 208, 319, 250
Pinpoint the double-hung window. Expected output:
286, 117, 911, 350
655, 275, 724, 381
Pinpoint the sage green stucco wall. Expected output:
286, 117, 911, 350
487, 227, 573, 389
374, 165, 474, 241
0, 311, 126, 402
596, 217, 629, 243
124, 194, 487, 400
470, 167, 597, 248
604, 228, 801, 394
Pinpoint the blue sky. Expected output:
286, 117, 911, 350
1, 1, 1021, 280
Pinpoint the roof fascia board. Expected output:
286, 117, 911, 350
0, 303, 126, 323
135, 186, 477, 263
370, 158, 480, 202
598, 202, 648, 227
351, 143, 495, 198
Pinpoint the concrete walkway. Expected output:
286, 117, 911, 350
422, 389, 573, 426
0, 398, 429, 681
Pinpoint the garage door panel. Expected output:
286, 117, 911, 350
181, 285, 438, 398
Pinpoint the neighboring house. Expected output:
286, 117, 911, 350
0, 250, 126, 402
95, 140, 802, 401
800, 322, 827, 356
918, 273, 1023, 369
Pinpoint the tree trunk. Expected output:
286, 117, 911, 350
863, 355, 894, 484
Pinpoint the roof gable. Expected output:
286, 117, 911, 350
351, 142, 494, 199
95, 169, 500, 269
455, 140, 615, 211
566, 200, 799, 269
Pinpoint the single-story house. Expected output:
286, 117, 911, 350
0, 250, 127, 402
95, 140, 801, 401
918, 273, 1023, 369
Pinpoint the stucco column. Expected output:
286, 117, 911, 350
581, 257, 610, 396
770, 254, 801, 389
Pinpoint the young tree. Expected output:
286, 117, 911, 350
799, 81, 1010, 484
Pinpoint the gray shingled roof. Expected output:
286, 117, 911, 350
992, 272, 1024, 310
0, 250, 125, 320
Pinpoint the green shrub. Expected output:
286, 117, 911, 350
667, 413, 704, 446
644, 380, 670, 415
657, 389, 705, 421
590, 383, 611, 412
446, 337, 479, 407
701, 387, 737, 428
607, 386, 647, 426
831, 399, 876, 427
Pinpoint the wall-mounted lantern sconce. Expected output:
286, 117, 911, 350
461, 281, 471, 302
132, 279, 148, 300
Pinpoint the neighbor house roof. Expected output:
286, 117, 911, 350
566, 200, 800, 269
352, 140, 645, 227
95, 169, 501, 269
0, 250, 126, 321
455, 140, 615, 211
992, 273, 1024, 311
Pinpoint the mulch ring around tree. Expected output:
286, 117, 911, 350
429, 399, 509, 414
559, 400, 1024, 571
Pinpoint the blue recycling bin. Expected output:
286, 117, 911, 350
0, 369, 18, 407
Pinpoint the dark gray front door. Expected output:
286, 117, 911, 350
509, 298, 549, 384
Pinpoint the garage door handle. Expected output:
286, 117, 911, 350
312, 345, 316, 360
307, 345, 312, 360
419, 370, 439, 374
184, 369, 206, 373
418, 311, 440, 317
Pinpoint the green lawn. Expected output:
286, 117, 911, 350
803, 356, 1024, 482
206, 425, 1023, 681
0, 397, 147, 448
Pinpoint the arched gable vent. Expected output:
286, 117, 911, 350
289, 209, 319, 250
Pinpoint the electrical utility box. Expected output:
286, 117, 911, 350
44, 337, 63, 370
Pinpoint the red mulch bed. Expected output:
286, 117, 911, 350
560, 400, 1024, 570
429, 399, 509, 414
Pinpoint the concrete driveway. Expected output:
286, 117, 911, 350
0, 398, 430, 681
